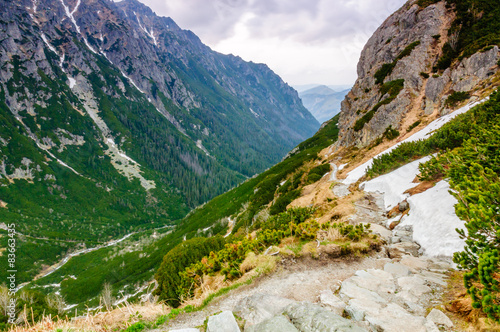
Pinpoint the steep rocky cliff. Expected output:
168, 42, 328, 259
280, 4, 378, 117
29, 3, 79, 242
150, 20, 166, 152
337, 0, 500, 148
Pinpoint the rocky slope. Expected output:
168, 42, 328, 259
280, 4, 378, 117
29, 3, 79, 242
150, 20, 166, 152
337, 0, 500, 148
0, 0, 318, 282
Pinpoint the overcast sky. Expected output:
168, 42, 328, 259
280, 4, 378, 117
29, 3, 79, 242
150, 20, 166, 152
138, 0, 407, 87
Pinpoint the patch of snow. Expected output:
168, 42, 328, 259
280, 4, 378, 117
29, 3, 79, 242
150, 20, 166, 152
68, 77, 76, 88
60, 0, 97, 54
36, 142, 82, 176
342, 98, 488, 185
249, 108, 259, 118
59, 0, 81, 33
41, 34, 57, 54
134, 11, 157, 46
363, 156, 432, 210
64, 303, 78, 311
399, 181, 465, 257
120, 70, 145, 94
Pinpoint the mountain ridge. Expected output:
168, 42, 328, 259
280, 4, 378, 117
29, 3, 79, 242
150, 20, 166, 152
0, 0, 318, 284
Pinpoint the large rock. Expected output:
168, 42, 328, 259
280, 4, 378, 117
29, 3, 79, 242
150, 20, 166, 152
284, 302, 368, 332
207, 311, 240, 332
339, 280, 387, 304
234, 293, 295, 328
169, 329, 200, 332
387, 241, 420, 258
426, 309, 454, 328
345, 298, 383, 321
245, 315, 299, 332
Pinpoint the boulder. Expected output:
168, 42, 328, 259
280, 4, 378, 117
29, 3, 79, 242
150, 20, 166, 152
207, 311, 240, 332
169, 329, 200, 332
426, 309, 454, 328
245, 315, 299, 332
398, 200, 409, 212
387, 241, 420, 258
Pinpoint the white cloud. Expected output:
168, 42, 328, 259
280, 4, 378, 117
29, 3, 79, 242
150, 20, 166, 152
138, 0, 407, 86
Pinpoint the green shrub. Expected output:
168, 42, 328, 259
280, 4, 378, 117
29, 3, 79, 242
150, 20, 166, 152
407, 120, 421, 132
305, 164, 331, 184
420, 72, 430, 79
154, 236, 226, 307
354, 80, 404, 132
374, 63, 396, 85
383, 126, 400, 140
123, 322, 146, 332
374, 41, 420, 84
445, 91, 470, 108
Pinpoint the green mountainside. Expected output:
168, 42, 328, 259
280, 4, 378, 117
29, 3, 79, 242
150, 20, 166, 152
0, 0, 318, 285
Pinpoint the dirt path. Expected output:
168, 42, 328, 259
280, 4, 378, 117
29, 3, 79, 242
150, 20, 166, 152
163, 253, 390, 330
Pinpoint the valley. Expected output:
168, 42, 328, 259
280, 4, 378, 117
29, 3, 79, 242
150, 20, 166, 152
1, 0, 500, 331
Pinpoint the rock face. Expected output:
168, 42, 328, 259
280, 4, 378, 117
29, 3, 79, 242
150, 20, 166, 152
337, 0, 500, 148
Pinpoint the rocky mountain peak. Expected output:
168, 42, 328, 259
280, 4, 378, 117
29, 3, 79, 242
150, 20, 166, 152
336, 0, 500, 148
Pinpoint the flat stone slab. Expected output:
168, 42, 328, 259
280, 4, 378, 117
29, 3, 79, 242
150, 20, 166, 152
285, 302, 368, 332
365, 303, 426, 332
234, 293, 295, 328
320, 289, 346, 316
169, 329, 200, 332
398, 276, 432, 296
345, 298, 383, 321
207, 311, 240, 332
400, 256, 429, 272
246, 315, 299, 332
384, 262, 410, 277
350, 269, 396, 296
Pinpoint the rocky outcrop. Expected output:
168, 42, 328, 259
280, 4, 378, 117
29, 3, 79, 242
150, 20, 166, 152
337, 0, 500, 148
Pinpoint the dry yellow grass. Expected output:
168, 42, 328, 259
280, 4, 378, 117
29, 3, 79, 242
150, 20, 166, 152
8, 301, 169, 332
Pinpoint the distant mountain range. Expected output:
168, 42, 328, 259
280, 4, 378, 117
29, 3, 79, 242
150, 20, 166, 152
297, 85, 351, 123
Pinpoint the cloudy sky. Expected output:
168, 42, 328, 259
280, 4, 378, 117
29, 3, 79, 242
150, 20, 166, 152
139, 0, 407, 87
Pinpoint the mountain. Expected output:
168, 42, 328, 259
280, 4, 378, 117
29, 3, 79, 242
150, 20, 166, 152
0, 0, 318, 283
336, 0, 500, 148
298, 85, 350, 123
5, 0, 500, 327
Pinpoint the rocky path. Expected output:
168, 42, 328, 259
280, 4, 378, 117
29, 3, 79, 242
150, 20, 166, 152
159, 188, 458, 332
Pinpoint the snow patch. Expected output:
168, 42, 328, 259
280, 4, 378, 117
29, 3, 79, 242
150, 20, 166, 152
68, 77, 76, 88
41, 34, 57, 54
400, 181, 465, 257
134, 11, 157, 46
59, 0, 97, 54
343, 98, 487, 185
363, 156, 432, 210
249, 108, 259, 118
